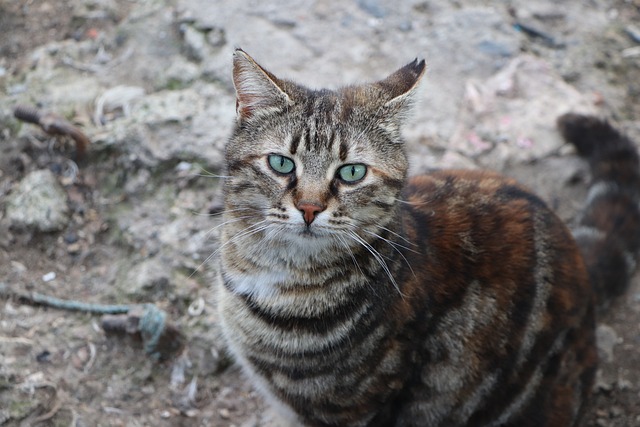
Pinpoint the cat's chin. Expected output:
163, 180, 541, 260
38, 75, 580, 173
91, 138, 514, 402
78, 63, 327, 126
298, 228, 323, 238
271, 226, 338, 250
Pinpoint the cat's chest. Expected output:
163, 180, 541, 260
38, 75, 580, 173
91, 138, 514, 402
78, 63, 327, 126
221, 267, 290, 300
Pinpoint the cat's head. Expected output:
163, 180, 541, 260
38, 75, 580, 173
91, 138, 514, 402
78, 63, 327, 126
224, 49, 425, 251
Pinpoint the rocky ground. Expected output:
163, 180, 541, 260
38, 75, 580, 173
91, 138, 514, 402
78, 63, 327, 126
0, 0, 639, 426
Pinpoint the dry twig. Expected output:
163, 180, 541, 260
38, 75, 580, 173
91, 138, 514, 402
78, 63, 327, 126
13, 105, 90, 159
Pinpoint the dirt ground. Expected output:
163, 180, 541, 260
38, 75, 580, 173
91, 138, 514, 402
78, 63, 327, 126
1, 0, 639, 426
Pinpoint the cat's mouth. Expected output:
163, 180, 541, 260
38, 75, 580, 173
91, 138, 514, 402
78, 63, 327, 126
299, 227, 321, 238
269, 221, 336, 243
293, 224, 338, 241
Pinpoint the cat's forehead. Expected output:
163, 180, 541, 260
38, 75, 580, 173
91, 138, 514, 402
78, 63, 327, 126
291, 88, 351, 121
282, 83, 379, 122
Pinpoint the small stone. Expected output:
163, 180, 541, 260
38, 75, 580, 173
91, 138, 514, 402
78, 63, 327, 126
36, 350, 52, 363
67, 242, 82, 255
181, 24, 207, 62
357, 0, 387, 18
626, 24, 640, 43
617, 378, 632, 390
141, 385, 155, 395
11, 261, 27, 274
6, 169, 70, 232
205, 27, 226, 48
123, 169, 152, 195
476, 40, 515, 58
240, 415, 259, 427
610, 406, 624, 418
71, 346, 89, 370
596, 324, 621, 363
42, 272, 57, 282
64, 231, 79, 244
594, 370, 614, 393
184, 408, 199, 418
120, 257, 174, 300
398, 21, 413, 32
160, 59, 201, 89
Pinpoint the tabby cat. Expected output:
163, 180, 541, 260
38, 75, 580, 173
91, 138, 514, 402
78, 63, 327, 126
217, 49, 640, 427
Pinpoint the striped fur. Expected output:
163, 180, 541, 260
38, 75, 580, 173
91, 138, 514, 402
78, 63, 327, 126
217, 50, 638, 426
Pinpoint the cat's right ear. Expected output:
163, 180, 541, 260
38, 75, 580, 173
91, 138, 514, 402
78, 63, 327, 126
233, 49, 292, 121
379, 58, 426, 110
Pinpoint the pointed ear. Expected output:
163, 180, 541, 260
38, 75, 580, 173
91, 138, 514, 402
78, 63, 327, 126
232, 49, 292, 121
378, 58, 426, 107
372, 58, 426, 134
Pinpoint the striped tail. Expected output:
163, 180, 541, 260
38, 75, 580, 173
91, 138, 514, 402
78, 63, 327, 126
558, 113, 640, 307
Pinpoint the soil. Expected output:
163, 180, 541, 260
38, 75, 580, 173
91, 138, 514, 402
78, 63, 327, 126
1, 0, 639, 426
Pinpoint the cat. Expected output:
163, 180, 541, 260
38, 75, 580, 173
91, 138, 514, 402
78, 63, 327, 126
216, 48, 640, 427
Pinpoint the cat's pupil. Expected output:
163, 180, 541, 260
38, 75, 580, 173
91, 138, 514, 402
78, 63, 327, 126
338, 163, 366, 182
268, 154, 294, 174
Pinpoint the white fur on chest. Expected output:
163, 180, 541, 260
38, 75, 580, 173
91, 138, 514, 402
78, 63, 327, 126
218, 271, 302, 425
223, 267, 290, 299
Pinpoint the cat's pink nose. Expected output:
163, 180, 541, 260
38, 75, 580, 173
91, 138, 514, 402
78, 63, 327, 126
296, 201, 325, 226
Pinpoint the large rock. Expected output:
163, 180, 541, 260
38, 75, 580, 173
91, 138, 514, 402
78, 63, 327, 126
6, 169, 69, 232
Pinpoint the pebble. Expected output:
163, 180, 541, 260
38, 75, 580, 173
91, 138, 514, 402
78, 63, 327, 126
120, 257, 174, 300
240, 415, 259, 427
625, 24, 640, 43
42, 272, 57, 282
10, 261, 27, 274
67, 242, 82, 255
6, 169, 70, 232
181, 24, 207, 62
205, 27, 226, 48
357, 0, 387, 18
476, 40, 515, 58
596, 324, 622, 363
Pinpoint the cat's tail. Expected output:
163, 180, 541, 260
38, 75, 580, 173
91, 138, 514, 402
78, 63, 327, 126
558, 113, 640, 307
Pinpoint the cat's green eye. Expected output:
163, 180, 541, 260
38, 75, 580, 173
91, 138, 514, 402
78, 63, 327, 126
268, 155, 295, 175
338, 164, 367, 183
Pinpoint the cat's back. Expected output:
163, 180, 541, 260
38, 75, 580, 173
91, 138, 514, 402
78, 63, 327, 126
393, 169, 596, 426
403, 169, 587, 276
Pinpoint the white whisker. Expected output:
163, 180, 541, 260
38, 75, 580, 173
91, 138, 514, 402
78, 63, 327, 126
335, 234, 365, 277
203, 215, 253, 238
375, 223, 419, 249
192, 207, 255, 218
394, 197, 430, 207
196, 166, 233, 179
345, 230, 405, 298
363, 229, 416, 279
190, 219, 269, 278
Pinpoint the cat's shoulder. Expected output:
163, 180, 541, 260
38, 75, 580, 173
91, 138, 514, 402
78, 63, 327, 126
403, 169, 546, 210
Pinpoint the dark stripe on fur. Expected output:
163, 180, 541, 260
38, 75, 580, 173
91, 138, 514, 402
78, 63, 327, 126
239, 286, 371, 334
290, 129, 302, 154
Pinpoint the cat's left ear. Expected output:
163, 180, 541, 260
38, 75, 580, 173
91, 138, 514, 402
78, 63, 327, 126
377, 58, 426, 125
